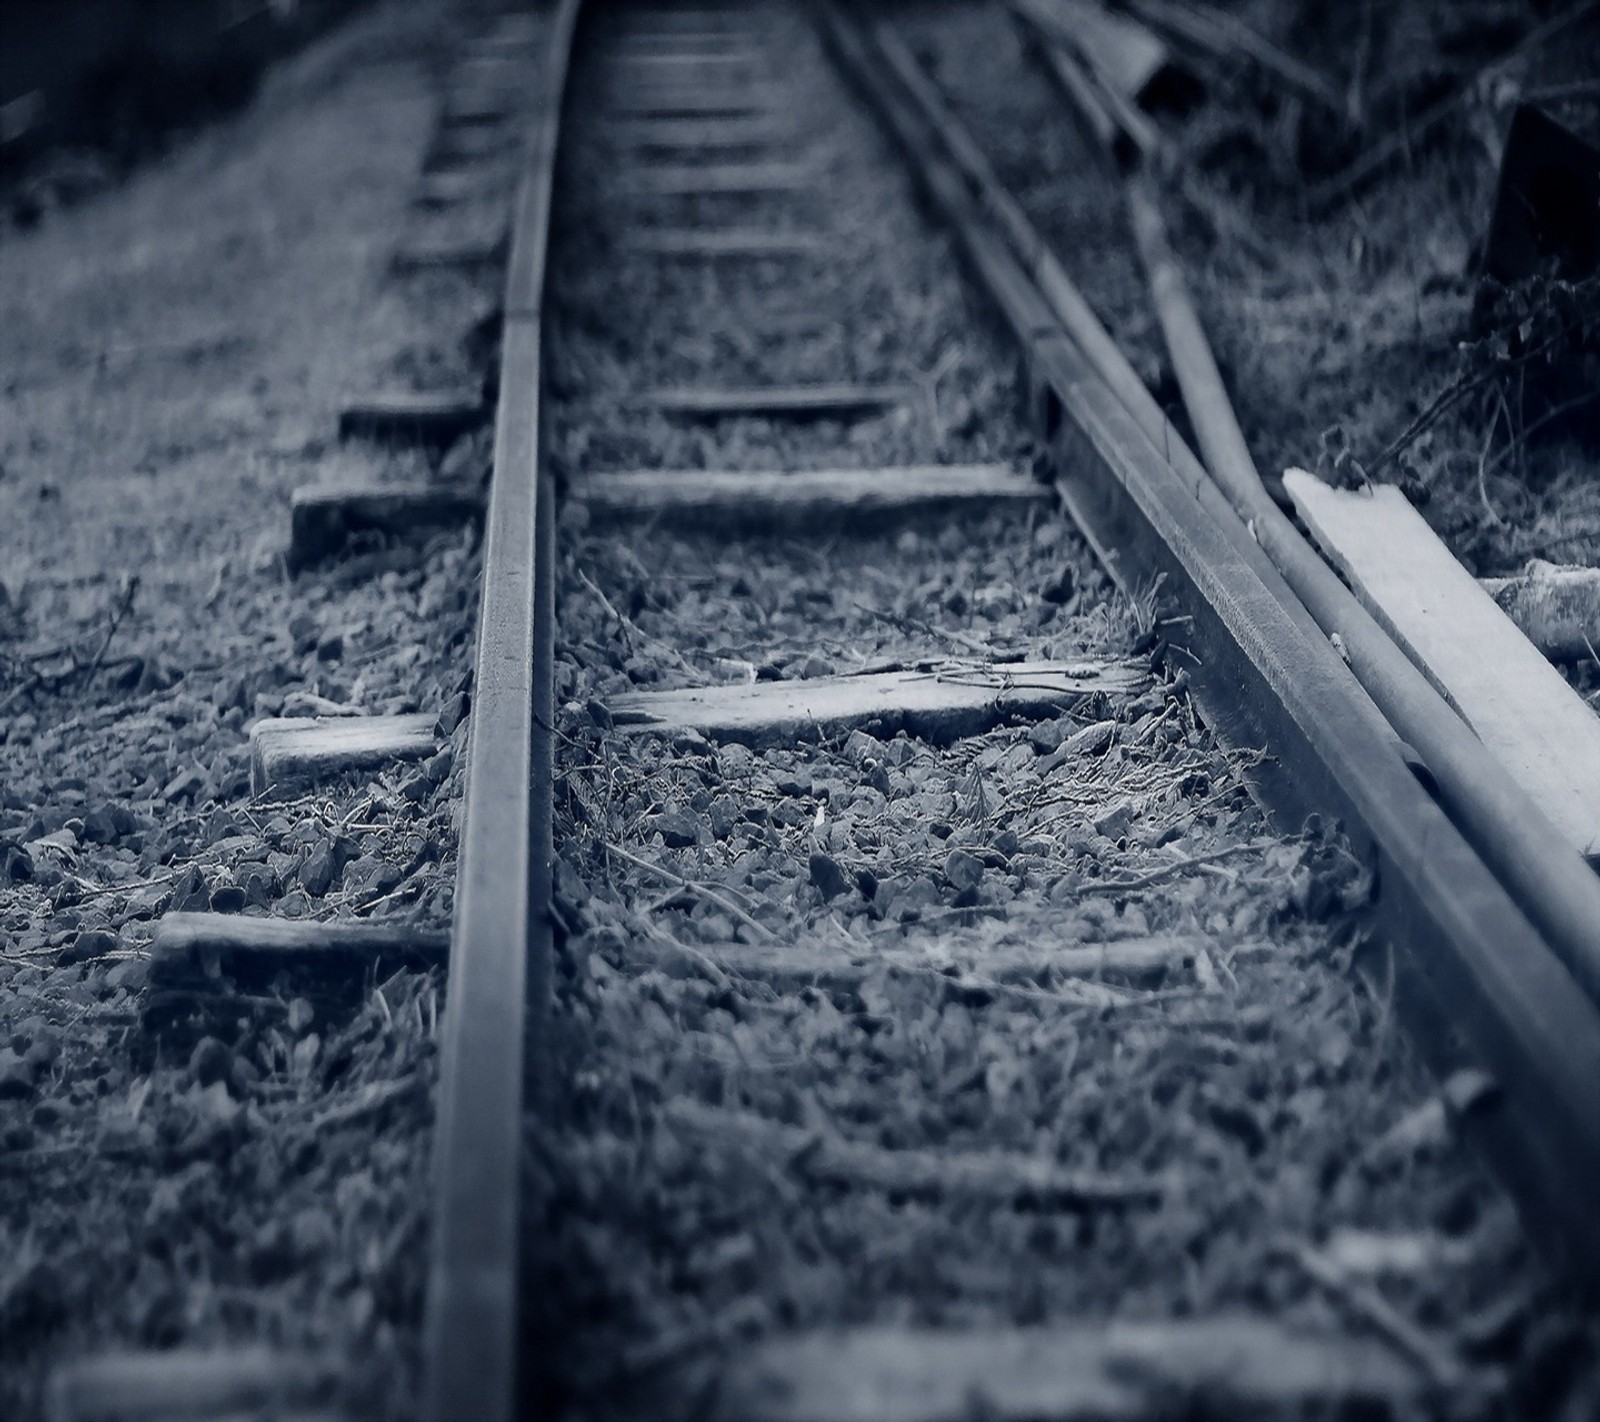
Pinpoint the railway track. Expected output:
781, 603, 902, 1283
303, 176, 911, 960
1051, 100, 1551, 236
31, 1, 1600, 1419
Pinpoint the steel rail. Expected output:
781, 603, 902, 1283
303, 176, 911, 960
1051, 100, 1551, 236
871, 17, 1600, 1012
820, 6, 1600, 1288
421, 3, 581, 1421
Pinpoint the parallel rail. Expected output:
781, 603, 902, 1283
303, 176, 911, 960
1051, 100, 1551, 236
421, 3, 580, 1420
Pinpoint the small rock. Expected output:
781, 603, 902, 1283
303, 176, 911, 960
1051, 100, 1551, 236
709, 797, 739, 841
797, 654, 835, 679
209, 885, 248, 914
400, 772, 432, 804
298, 836, 353, 897
2, 840, 33, 882
315, 631, 345, 662
80, 805, 122, 844
425, 746, 454, 784
1041, 566, 1076, 605
436, 691, 470, 737
0, 1049, 37, 1099
653, 811, 703, 849
288, 611, 320, 653
943, 849, 985, 894
1067, 720, 1117, 757
854, 868, 879, 900
1029, 719, 1068, 754
287, 998, 316, 1036
58, 928, 117, 966
161, 767, 207, 803
808, 852, 851, 901
189, 1037, 235, 1091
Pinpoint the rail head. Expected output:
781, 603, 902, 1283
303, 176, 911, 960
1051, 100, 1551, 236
421, 3, 583, 1422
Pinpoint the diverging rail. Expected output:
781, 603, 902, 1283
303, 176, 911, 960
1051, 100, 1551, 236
819, 5, 1600, 1292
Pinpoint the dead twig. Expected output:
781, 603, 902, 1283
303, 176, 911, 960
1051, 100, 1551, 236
603, 840, 778, 941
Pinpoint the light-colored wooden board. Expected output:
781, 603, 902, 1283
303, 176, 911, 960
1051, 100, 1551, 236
152, 912, 450, 984
712, 1320, 1425, 1422
290, 482, 484, 567
607, 660, 1145, 748
1284, 468, 1600, 859
47, 1348, 337, 1422
637, 383, 918, 419
621, 228, 824, 258
338, 391, 483, 443
636, 931, 1263, 992
412, 171, 496, 210
249, 713, 439, 794
614, 161, 812, 197
573, 464, 1046, 531
1013, 0, 1172, 103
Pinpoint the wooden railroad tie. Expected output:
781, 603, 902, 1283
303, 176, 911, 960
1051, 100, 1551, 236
573, 464, 1047, 532
249, 713, 439, 795
605, 660, 1145, 750
441, 100, 512, 129
289, 483, 485, 568
150, 913, 450, 987
412, 171, 495, 210
607, 117, 792, 155
338, 391, 484, 445
614, 161, 813, 198
713, 1319, 1430, 1422
390, 236, 504, 273
427, 124, 519, 162
607, 49, 760, 70
605, 94, 776, 120
1285, 469, 1600, 864
621, 228, 825, 259
636, 383, 917, 419
47, 1347, 341, 1422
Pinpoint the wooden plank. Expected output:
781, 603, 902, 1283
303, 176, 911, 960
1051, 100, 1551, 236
1013, 0, 1172, 105
638, 932, 1261, 992
290, 482, 485, 568
1284, 470, 1600, 862
249, 713, 439, 794
575, 464, 1047, 531
713, 1321, 1425, 1422
151, 912, 450, 985
621, 228, 825, 258
338, 391, 484, 443
666, 1099, 1162, 1209
412, 171, 495, 210
614, 160, 812, 197
637, 383, 918, 419
46, 1348, 337, 1422
607, 660, 1145, 748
